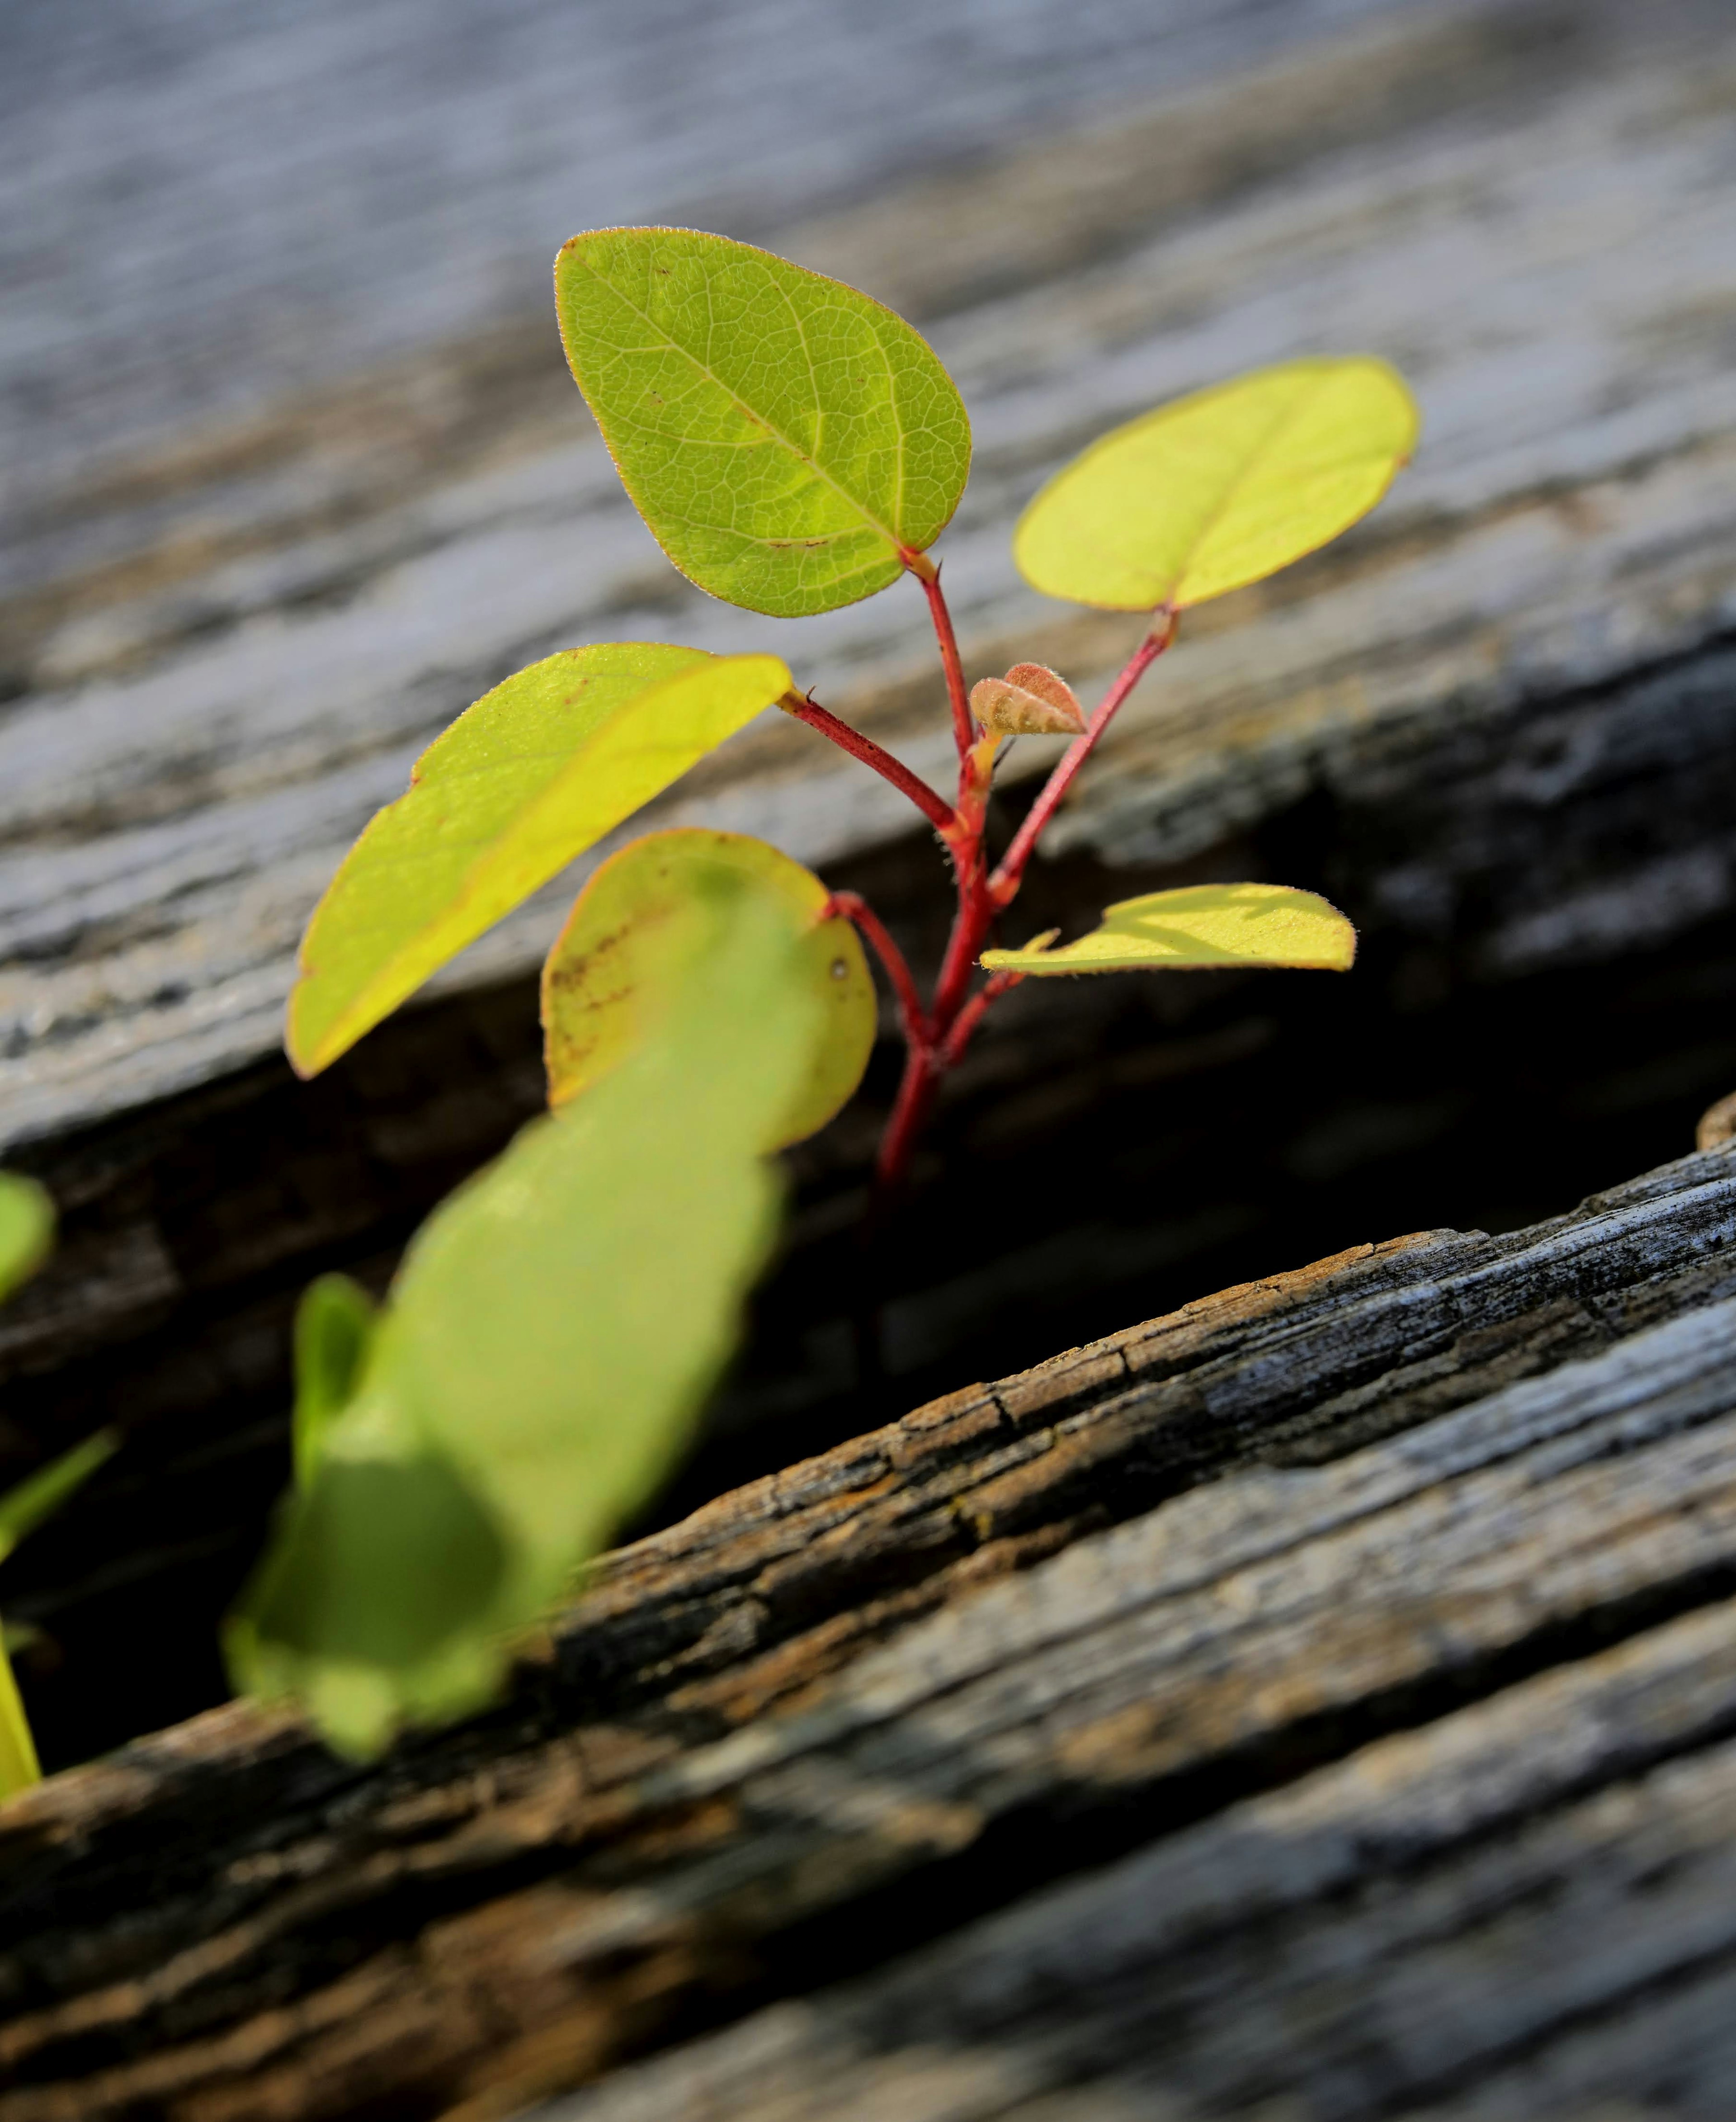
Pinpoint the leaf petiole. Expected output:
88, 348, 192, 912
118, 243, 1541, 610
779, 691, 957, 838
989, 608, 1176, 907
902, 549, 977, 761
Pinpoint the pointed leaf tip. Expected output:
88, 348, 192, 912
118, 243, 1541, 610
555, 228, 971, 617
1014, 355, 1419, 612
981, 883, 1357, 976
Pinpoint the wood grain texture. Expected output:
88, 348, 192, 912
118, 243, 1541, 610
3, 0, 1735, 1152
6, 1143, 1736, 2119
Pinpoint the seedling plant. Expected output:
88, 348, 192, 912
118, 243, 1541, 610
224, 229, 1419, 1758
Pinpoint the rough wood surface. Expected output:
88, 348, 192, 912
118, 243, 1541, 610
7, 1144, 1736, 2120
4, 0, 1735, 1153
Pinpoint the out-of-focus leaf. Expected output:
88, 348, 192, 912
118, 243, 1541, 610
0, 1427, 119, 1801
287, 644, 790, 1077
555, 227, 971, 617
0, 1176, 53, 1304
0, 1429, 118, 1569
292, 1276, 377, 1491
969, 663, 1086, 737
981, 883, 1356, 976
542, 829, 875, 1147
0, 1647, 38, 1799
1014, 357, 1418, 612
231, 875, 822, 1758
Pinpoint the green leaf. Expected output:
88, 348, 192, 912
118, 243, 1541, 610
0, 1427, 119, 1798
0, 1175, 53, 1305
292, 1276, 377, 1491
1013, 357, 1419, 612
287, 644, 791, 1076
542, 829, 876, 1148
980, 883, 1357, 976
555, 227, 972, 618
231, 874, 822, 1758
0, 1644, 39, 1799
0, 1428, 118, 1570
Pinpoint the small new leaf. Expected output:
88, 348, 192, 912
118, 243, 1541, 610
288, 644, 791, 1076
0, 1175, 53, 1305
981, 883, 1356, 976
233, 875, 824, 1758
556, 228, 972, 617
542, 829, 875, 1148
970, 663, 1087, 737
1014, 356, 1419, 611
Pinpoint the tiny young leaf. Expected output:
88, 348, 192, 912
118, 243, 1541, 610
969, 663, 1086, 737
555, 227, 972, 617
292, 1275, 378, 1490
542, 829, 875, 1148
981, 883, 1356, 977
287, 644, 791, 1077
233, 874, 824, 1758
1014, 357, 1419, 612
0, 1175, 53, 1305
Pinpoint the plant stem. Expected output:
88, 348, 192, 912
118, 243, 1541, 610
781, 691, 956, 837
843, 597, 1177, 1375
902, 549, 976, 760
936, 969, 1023, 1069
988, 608, 1175, 905
824, 892, 929, 1050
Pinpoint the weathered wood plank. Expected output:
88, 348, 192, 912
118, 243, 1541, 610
536, 1594, 1736, 2122
3, 0, 1734, 1151
5, 1144, 1736, 2120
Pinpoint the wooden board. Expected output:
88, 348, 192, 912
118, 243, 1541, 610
4, 0, 1736, 1154
7, 1142, 1736, 2119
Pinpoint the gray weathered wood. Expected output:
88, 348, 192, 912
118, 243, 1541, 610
4, 0, 1735, 1152
5, 1144, 1736, 2119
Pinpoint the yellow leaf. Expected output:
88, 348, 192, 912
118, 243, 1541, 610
1014, 357, 1418, 612
543, 830, 875, 1148
981, 883, 1356, 975
287, 645, 791, 1076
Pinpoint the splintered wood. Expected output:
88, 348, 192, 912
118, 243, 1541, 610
5, 1146, 1736, 2118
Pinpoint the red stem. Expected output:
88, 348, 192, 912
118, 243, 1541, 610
783, 692, 956, 837
989, 608, 1175, 905
903, 550, 976, 760
825, 892, 929, 1049
936, 969, 1023, 1070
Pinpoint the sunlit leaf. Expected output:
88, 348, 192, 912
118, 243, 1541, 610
981, 883, 1356, 976
287, 643, 791, 1077
556, 227, 972, 618
969, 662, 1086, 737
292, 1276, 377, 1490
0, 1175, 52, 1305
543, 829, 875, 1148
232, 875, 822, 1758
1014, 357, 1419, 612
